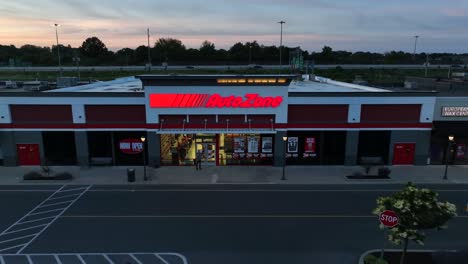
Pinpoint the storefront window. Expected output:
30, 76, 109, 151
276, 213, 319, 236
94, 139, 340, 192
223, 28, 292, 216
285, 131, 346, 165
160, 134, 197, 165
219, 134, 274, 165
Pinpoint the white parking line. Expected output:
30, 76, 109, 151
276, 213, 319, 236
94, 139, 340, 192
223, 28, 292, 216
48, 193, 80, 201
0, 234, 36, 245
88, 188, 468, 192
76, 254, 86, 264
0, 253, 188, 264
16, 216, 56, 225
57, 187, 88, 193
54, 254, 62, 264
129, 254, 143, 264
0, 244, 26, 253
26, 255, 33, 264
37, 201, 72, 208
102, 254, 115, 264
154, 254, 170, 264
3, 224, 46, 235
28, 208, 63, 216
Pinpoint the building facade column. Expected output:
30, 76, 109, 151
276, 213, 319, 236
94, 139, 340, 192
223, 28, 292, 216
74, 131, 89, 167
274, 131, 286, 167
147, 132, 160, 167
344, 131, 359, 166
0, 131, 17, 166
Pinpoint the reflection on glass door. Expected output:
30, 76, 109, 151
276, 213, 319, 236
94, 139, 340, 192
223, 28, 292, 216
196, 142, 216, 164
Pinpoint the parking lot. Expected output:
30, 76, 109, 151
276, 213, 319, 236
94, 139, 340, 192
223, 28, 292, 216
0, 184, 466, 264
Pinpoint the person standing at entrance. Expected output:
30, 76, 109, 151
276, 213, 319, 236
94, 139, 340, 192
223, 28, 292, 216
195, 150, 203, 170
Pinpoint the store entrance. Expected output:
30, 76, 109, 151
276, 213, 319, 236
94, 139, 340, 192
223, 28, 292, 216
195, 134, 216, 165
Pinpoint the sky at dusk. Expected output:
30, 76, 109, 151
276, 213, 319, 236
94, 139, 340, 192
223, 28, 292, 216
1, 0, 468, 53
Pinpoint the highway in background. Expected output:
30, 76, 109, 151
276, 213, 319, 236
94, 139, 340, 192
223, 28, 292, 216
0, 64, 461, 72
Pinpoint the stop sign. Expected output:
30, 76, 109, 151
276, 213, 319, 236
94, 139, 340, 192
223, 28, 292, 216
379, 210, 399, 227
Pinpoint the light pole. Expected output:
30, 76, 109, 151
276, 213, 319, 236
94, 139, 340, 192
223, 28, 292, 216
413, 35, 419, 60
141, 136, 147, 181
282, 136, 288, 180
72, 56, 80, 81
278, 21, 285, 66
54, 23, 62, 76
443, 135, 455, 180
147, 28, 151, 70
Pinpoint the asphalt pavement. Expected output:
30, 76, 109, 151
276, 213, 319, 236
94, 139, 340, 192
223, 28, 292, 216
0, 184, 467, 264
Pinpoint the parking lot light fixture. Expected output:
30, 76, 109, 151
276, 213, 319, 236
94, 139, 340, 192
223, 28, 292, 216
141, 136, 147, 181
282, 136, 288, 180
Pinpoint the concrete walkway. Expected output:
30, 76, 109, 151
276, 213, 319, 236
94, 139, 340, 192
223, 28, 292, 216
0, 164, 467, 185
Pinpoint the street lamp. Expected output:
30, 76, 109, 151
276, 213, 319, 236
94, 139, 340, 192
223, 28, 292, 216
278, 21, 286, 66
141, 136, 147, 181
282, 136, 288, 180
443, 134, 455, 180
53, 23, 62, 76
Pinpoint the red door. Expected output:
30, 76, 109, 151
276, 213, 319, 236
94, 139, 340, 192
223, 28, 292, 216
17, 144, 41, 165
392, 143, 415, 165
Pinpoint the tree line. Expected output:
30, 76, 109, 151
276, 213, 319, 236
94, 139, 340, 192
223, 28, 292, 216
0, 36, 466, 66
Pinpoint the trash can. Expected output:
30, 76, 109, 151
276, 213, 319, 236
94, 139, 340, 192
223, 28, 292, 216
127, 168, 135, 182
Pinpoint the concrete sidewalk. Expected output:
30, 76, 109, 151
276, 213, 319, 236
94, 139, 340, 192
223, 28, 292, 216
0, 164, 467, 185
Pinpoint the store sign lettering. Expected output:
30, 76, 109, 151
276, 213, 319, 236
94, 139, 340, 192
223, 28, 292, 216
442, 106, 468, 117
119, 138, 143, 154
149, 93, 283, 108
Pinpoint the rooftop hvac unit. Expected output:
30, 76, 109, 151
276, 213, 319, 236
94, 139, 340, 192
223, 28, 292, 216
23, 81, 49, 92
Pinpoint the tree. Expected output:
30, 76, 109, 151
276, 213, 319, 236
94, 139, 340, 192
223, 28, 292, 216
79, 37, 108, 58
154, 38, 186, 64
200, 40, 215, 55
373, 183, 457, 264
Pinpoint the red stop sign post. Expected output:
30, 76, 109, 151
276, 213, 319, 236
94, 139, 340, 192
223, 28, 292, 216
379, 210, 399, 227
379, 210, 400, 260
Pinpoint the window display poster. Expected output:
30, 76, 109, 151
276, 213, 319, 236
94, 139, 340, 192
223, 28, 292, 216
234, 137, 245, 153
248, 137, 259, 153
287, 137, 298, 153
304, 137, 316, 153
456, 144, 466, 159
262, 137, 273, 153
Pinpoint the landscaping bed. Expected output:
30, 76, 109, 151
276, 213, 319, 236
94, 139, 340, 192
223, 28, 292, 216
362, 250, 467, 264
23, 171, 73, 181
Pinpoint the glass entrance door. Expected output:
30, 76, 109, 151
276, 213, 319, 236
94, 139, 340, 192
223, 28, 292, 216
196, 142, 216, 165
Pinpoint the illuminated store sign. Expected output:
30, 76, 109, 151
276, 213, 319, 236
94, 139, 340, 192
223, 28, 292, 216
150, 93, 283, 108
119, 138, 143, 154
442, 106, 468, 117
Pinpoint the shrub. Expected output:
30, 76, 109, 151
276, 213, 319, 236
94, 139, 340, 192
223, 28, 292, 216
23, 171, 42, 180
364, 254, 388, 264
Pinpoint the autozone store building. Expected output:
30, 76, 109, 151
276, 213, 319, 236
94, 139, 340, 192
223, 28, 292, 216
0, 75, 436, 167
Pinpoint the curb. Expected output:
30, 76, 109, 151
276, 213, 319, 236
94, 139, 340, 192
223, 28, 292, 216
358, 248, 458, 264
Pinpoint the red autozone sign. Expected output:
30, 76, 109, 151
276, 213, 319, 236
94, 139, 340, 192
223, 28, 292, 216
150, 93, 283, 108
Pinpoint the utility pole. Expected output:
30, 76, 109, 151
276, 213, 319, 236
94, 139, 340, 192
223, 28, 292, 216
425, 53, 429, 77
54, 23, 62, 76
147, 28, 151, 71
413, 35, 419, 60
278, 21, 285, 66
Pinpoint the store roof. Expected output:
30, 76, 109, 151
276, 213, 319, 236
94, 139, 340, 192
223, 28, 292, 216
48, 75, 391, 93
289, 76, 391, 93
47, 76, 143, 93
